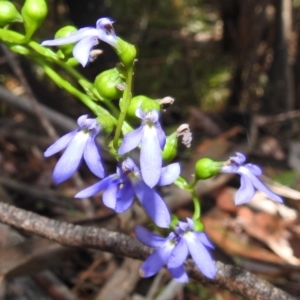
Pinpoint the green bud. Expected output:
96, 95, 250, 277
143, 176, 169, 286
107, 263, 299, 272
140, 97, 161, 113
54, 25, 77, 57
193, 220, 204, 232
97, 114, 115, 135
0, 1, 22, 27
195, 158, 222, 180
115, 37, 137, 67
9, 44, 30, 55
162, 132, 178, 162
127, 95, 150, 119
94, 68, 124, 101
21, 0, 48, 40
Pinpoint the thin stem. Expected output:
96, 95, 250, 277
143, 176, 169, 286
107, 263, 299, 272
113, 65, 133, 149
190, 188, 201, 220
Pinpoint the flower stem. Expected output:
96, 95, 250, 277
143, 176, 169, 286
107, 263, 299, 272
113, 65, 133, 149
189, 187, 201, 220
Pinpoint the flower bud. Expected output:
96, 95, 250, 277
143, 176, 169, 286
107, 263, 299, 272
162, 132, 178, 162
21, 0, 48, 40
94, 68, 124, 101
116, 37, 137, 67
0, 1, 22, 27
54, 25, 77, 57
195, 158, 222, 180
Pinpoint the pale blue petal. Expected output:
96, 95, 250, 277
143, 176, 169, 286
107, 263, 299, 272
75, 175, 116, 198
158, 163, 180, 186
52, 131, 88, 184
96, 18, 117, 48
155, 123, 166, 149
235, 175, 255, 204
44, 130, 78, 157
167, 238, 189, 268
84, 137, 105, 178
239, 167, 283, 203
168, 265, 189, 283
41, 28, 98, 46
195, 232, 215, 249
73, 36, 98, 66
231, 152, 246, 165
115, 182, 135, 212
185, 232, 216, 279
135, 225, 168, 248
118, 126, 143, 155
133, 180, 170, 228
245, 164, 262, 176
140, 243, 175, 278
140, 125, 162, 187
102, 181, 118, 210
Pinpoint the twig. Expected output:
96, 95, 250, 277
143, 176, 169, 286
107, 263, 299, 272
0, 202, 295, 300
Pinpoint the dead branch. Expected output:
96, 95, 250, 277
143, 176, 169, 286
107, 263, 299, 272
0, 202, 295, 300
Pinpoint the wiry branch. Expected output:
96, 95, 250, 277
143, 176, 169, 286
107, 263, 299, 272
0, 202, 295, 300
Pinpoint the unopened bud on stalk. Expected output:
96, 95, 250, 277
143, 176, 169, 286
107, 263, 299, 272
0, 1, 22, 27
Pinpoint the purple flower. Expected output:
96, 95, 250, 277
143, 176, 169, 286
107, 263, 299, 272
135, 218, 216, 282
41, 18, 117, 66
75, 157, 180, 228
118, 109, 166, 188
221, 152, 283, 205
44, 115, 104, 184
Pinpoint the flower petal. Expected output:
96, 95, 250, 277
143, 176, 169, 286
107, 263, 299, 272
239, 167, 283, 203
155, 123, 166, 149
75, 175, 116, 198
158, 163, 180, 186
231, 152, 246, 165
73, 35, 98, 66
84, 137, 105, 178
41, 28, 98, 46
135, 225, 168, 248
115, 182, 135, 212
140, 125, 162, 187
168, 265, 189, 283
133, 180, 170, 228
44, 130, 78, 157
140, 243, 174, 278
102, 181, 118, 210
195, 232, 215, 249
96, 18, 117, 48
167, 238, 189, 268
235, 174, 255, 204
185, 232, 216, 279
245, 164, 262, 176
118, 126, 143, 155
52, 131, 88, 184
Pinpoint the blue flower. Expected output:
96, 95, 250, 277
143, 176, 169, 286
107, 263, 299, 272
118, 109, 166, 188
41, 18, 117, 66
135, 218, 216, 282
75, 158, 180, 228
44, 115, 104, 184
221, 152, 283, 205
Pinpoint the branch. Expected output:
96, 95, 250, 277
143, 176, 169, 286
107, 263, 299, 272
0, 202, 295, 300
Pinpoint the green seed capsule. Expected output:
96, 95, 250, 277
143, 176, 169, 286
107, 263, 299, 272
140, 98, 161, 113
54, 25, 77, 57
195, 158, 221, 180
162, 133, 178, 162
115, 37, 137, 67
94, 68, 124, 101
0, 1, 22, 27
127, 95, 150, 119
21, 0, 48, 40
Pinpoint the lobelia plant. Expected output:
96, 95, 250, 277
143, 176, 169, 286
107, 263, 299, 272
0, 1, 284, 285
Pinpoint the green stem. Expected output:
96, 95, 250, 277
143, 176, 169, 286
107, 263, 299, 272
113, 65, 133, 149
190, 188, 201, 220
